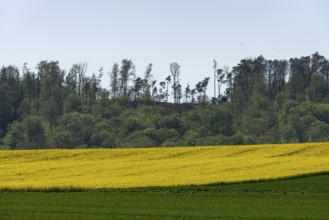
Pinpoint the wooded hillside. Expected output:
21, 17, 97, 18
1, 52, 329, 149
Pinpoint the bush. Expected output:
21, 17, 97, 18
183, 130, 199, 146
161, 137, 185, 147
59, 112, 95, 147
51, 131, 75, 148
3, 121, 26, 149
306, 120, 329, 142
125, 131, 156, 148
4, 116, 46, 149
90, 131, 117, 148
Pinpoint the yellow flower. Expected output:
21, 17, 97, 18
1, 142, 329, 190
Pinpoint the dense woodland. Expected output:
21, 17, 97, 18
1, 52, 329, 149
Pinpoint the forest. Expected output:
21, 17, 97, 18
0, 52, 329, 149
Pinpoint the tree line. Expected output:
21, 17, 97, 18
1, 52, 329, 149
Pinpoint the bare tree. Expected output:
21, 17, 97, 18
143, 63, 153, 97
165, 75, 171, 102
170, 63, 181, 104
191, 88, 196, 103
76, 62, 88, 97
184, 84, 191, 103
217, 67, 226, 97
213, 60, 217, 98
109, 63, 119, 99
159, 81, 166, 102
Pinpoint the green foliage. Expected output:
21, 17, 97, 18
306, 73, 327, 102
90, 131, 117, 148
121, 117, 147, 135
306, 120, 329, 142
1, 54, 329, 149
203, 104, 234, 136
3, 121, 26, 149
51, 131, 75, 149
311, 103, 329, 123
58, 112, 94, 148
183, 130, 199, 146
156, 115, 186, 135
4, 116, 46, 149
0, 65, 22, 138
38, 61, 64, 133
239, 95, 279, 144
64, 95, 83, 113
0, 83, 15, 137
124, 131, 156, 148
128, 123, 180, 146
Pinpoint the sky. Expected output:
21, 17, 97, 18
1, 0, 329, 95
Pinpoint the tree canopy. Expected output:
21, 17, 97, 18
1, 53, 329, 149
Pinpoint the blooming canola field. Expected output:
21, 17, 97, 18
1, 142, 329, 190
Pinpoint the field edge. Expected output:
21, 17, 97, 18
2, 170, 329, 193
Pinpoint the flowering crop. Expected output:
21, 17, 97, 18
1, 142, 329, 190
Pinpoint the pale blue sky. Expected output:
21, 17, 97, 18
1, 0, 328, 94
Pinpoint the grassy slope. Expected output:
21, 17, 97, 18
1, 175, 329, 220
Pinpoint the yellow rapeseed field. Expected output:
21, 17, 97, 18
1, 142, 329, 190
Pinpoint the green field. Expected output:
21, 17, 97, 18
1, 174, 329, 220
